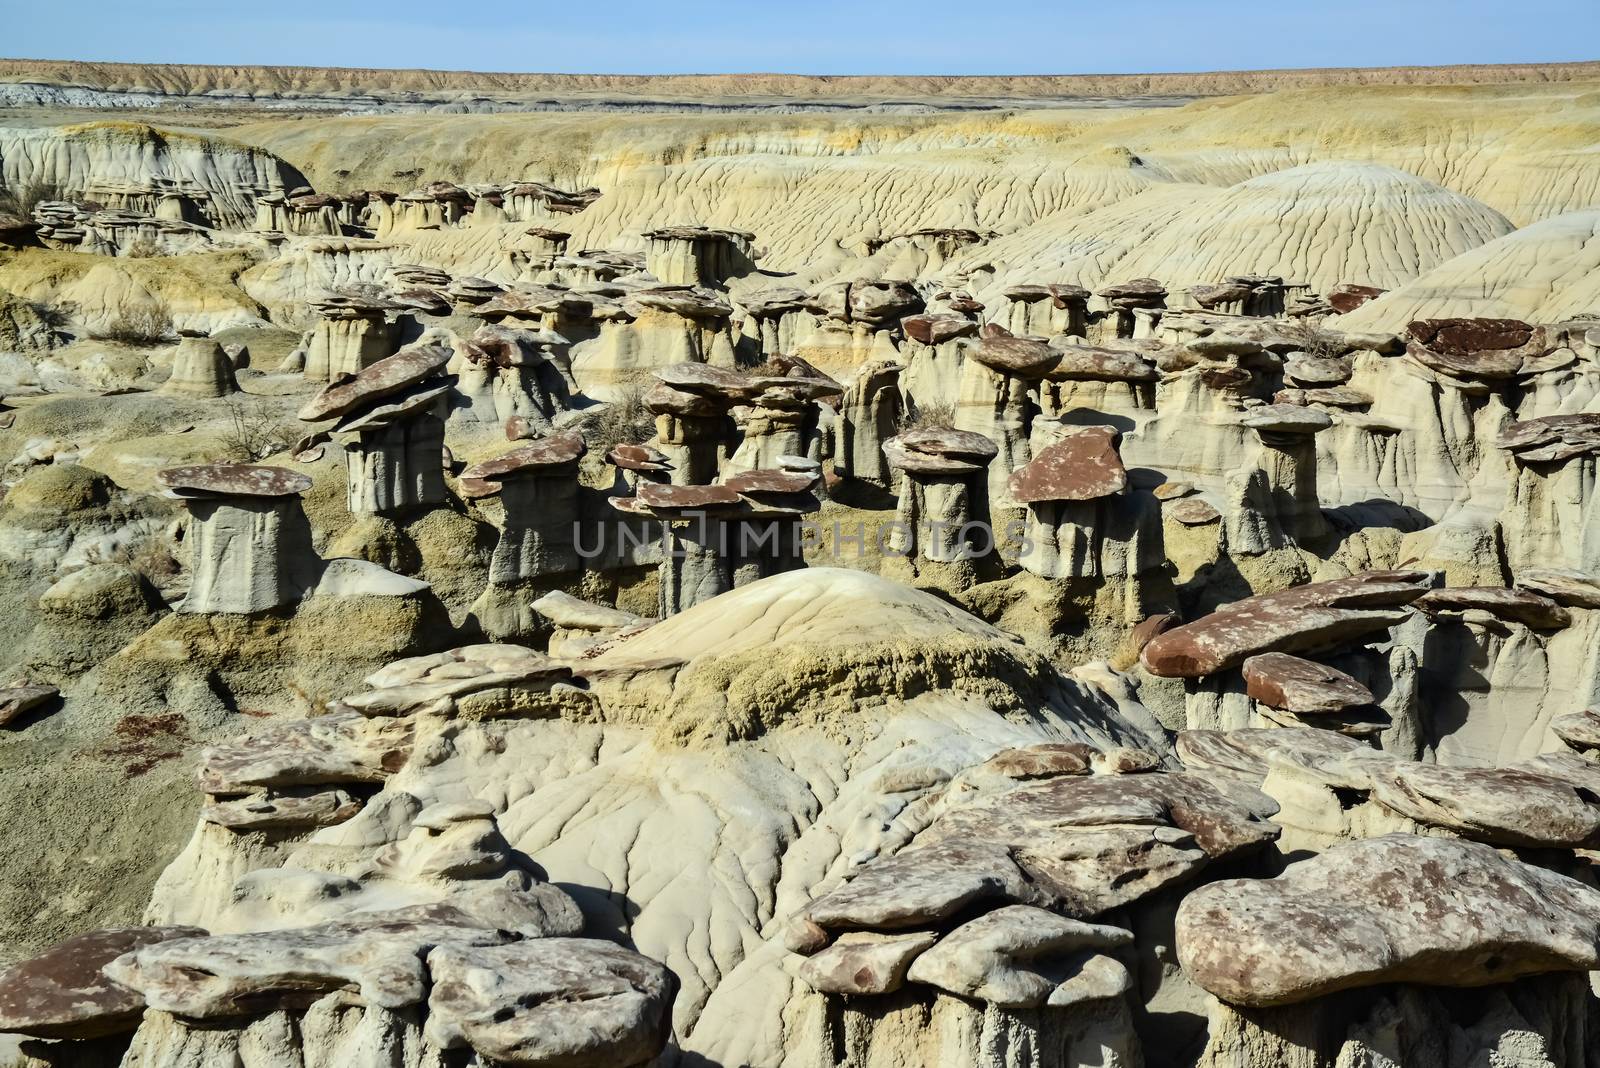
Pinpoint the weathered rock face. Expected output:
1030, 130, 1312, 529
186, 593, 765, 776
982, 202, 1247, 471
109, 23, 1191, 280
301, 344, 455, 517
834, 359, 903, 488
1177, 834, 1600, 1007
1009, 426, 1158, 588
1364, 758, 1600, 848
1406, 317, 1546, 379
643, 225, 756, 286
302, 294, 397, 382
1414, 585, 1571, 629
1553, 708, 1600, 754
425, 939, 677, 1066
1142, 572, 1433, 677
1241, 652, 1374, 714
802, 771, 1277, 929
0, 926, 205, 1039
17, 94, 1600, 1068
883, 428, 999, 566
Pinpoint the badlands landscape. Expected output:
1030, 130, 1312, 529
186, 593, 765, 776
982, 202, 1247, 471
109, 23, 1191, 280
0, 52, 1598, 1068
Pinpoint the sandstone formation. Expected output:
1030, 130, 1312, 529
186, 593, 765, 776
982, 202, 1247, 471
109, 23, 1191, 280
3, 54, 1600, 1068
157, 463, 318, 615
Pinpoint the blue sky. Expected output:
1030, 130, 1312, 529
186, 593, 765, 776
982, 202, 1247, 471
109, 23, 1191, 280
6, 0, 1599, 75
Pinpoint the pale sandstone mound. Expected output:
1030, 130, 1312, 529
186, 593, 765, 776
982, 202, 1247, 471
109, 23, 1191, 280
953, 184, 1225, 300
1340, 209, 1600, 330
583, 567, 1111, 743
1106, 162, 1512, 294
0, 249, 269, 338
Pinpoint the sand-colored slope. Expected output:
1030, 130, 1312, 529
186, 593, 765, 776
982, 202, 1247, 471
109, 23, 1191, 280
1104, 162, 1513, 292
1340, 210, 1600, 330
1085, 84, 1600, 226
946, 184, 1225, 294
227, 82, 1600, 235
0, 121, 304, 227
361, 117, 1165, 271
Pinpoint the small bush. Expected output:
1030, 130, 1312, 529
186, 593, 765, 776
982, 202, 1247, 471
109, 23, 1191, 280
1280, 318, 1346, 361
584, 380, 657, 455
121, 237, 161, 259
220, 396, 297, 462
899, 399, 959, 432
92, 304, 172, 345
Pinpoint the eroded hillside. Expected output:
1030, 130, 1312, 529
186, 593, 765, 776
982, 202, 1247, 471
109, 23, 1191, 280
0, 58, 1599, 1068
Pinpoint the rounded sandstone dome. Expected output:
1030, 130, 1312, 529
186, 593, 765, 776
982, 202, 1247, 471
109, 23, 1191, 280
1338, 209, 1600, 330
4, 464, 115, 515
1112, 161, 1513, 293
582, 567, 1057, 744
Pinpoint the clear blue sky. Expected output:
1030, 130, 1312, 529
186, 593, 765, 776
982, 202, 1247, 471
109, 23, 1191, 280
7, 0, 1599, 76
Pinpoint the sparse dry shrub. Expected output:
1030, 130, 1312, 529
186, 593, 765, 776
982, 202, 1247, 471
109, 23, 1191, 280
899, 399, 958, 432
583, 380, 657, 455
121, 237, 161, 259
1280, 318, 1346, 361
108, 538, 182, 583
220, 395, 297, 462
92, 304, 172, 345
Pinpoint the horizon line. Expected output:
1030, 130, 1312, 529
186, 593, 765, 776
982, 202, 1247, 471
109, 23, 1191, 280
5, 55, 1600, 82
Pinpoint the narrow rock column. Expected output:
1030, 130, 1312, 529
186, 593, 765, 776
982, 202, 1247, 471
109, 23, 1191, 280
621, 288, 739, 368
1226, 404, 1333, 552
896, 313, 976, 414
642, 226, 756, 287
617, 482, 745, 616
646, 361, 775, 484
645, 384, 733, 486
460, 430, 588, 585
1497, 414, 1600, 572
790, 279, 924, 374
725, 376, 839, 476
1091, 279, 1167, 342
158, 464, 317, 615
475, 323, 576, 431
341, 415, 448, 516
1188, 274, 1288, 317
731, 394, 810, 472
299, 344, 455, 518
659, 515, 733, 616
834, 360, 903, 488
996, 283, 1090, 337
303, 295, 396, 383
1011, 427, 1131, 581
739, 288, 810, 359
955, 335, 1061, 508
722, 468, 821, 585
883, 429, 998, 563
1031, 343, 1160, 444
